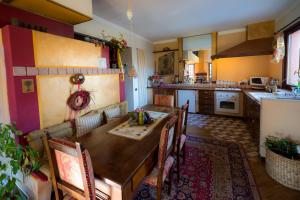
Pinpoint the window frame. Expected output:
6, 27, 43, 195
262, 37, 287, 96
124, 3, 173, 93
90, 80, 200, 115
283, 20, 300, 89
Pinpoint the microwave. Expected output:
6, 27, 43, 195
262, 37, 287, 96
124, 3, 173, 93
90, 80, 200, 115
250, 77, 269, 87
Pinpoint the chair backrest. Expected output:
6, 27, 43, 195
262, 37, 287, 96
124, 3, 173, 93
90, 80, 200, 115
157, 115, 178, 170
154, 94, 174, 107
181, 100, 189, 136
42, 134, 96, 200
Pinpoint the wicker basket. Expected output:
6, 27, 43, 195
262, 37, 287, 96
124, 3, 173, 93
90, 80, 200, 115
266, 148, 300, 190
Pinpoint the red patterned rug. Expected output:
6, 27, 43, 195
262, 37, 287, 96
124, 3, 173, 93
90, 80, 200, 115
134, 136, 260, 200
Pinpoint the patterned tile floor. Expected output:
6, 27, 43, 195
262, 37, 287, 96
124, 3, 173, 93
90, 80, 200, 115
188, 114, 259, 159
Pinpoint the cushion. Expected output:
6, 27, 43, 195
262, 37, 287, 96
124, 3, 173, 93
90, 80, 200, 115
104, 106, 121, 120
167, 126, 175, 152
182, 110, 186, 131
55, 150, 84, 190
119, 101, 128, 115
75, 114, 101, 137
180, 134, 187, 151
144, 156, 174, 186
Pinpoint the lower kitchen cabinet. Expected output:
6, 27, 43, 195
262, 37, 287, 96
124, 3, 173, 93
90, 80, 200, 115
244, 94, 260, 145
199, 90, 215, 114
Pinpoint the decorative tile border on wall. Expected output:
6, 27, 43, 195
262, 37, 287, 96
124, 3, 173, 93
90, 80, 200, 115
13, 67, 122, 77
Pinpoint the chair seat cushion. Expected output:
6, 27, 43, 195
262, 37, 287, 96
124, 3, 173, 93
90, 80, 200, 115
180, 134, 187, 151
144, 156, 174, 186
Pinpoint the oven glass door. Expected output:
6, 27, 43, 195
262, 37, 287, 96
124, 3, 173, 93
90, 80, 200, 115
217, 99, 239, 113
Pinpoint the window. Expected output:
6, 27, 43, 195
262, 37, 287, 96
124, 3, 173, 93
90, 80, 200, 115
187, 64, 195, 80
208, 62, 212, 81
284, 21, 300, 87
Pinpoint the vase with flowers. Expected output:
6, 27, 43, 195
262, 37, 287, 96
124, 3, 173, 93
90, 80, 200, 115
108, 34, 128, 69
128, 108, 154, 126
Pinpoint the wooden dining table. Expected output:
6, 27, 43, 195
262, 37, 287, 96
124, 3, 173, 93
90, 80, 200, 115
73, 105, 178, 200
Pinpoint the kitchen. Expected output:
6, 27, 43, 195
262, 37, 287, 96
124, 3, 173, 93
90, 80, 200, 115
0, 0, 300, 199
149, 20, 300, 158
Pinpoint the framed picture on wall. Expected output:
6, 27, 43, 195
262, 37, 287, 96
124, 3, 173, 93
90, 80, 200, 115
155, 52, 176, 75
22, 79, 35, 93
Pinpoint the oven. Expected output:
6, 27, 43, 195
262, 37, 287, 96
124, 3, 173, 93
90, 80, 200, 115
215, 91, 242, 116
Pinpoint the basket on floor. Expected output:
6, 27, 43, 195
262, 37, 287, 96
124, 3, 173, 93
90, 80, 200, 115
266, 148, 300, 191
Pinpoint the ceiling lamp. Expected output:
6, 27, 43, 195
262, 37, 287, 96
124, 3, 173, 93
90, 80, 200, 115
127, 9, 133, 21
127, 0, 133, 21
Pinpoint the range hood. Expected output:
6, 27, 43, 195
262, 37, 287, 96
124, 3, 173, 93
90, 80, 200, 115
183, 50, 199, 63
211, 37, 273, 60
212, 21, 274, 60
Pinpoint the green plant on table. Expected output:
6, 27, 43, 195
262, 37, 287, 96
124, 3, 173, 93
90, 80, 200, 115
0, 123, 41, 199
265, 136, 299, 159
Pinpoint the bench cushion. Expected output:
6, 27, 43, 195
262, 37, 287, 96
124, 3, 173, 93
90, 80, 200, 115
75, 113, 101, 137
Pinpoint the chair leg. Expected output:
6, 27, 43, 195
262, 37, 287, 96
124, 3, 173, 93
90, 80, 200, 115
182, 143, 186, 164
157, 186, 162, 200
176, 151, 180, 182
168, 166, 174, 195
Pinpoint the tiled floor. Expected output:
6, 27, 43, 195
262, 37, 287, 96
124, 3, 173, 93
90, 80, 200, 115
188, 114, 259, 159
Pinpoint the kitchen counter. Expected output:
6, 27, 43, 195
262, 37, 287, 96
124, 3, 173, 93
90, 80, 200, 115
148, 83, 244, 92
243, 89, 298, 105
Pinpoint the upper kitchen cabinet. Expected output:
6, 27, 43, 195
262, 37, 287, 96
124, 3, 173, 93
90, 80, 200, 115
33, 31, 101, 68
1, 0, 93, 24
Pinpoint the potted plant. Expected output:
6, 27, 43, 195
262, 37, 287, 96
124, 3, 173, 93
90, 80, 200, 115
265, 136, 300, 191
0, 123, 41, 199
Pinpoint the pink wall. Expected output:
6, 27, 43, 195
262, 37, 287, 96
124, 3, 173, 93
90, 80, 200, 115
0, 3, 73, 38
2, 25, 40, 134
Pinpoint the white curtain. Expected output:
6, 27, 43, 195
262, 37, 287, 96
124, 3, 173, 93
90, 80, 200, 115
137, 48, 147, 107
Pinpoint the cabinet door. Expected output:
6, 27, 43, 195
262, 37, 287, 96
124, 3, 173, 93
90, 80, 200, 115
198, 90, 214, 114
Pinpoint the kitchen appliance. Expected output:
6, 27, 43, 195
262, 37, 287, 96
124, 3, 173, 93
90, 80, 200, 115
215, 91, 243, 116
178, 90, 196, 113
250, 77, 269, 89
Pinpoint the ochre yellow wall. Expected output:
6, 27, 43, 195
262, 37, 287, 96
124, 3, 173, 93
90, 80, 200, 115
33, 31, 101, 68
37, 74, 120, 128
195, 50, 211, 75
216, 55, 282, 82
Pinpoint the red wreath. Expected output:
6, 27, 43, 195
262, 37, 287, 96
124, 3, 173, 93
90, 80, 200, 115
67, 90, 91, 111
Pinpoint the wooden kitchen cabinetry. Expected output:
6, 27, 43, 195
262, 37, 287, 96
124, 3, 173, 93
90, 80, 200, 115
244, 94, 260, 145
198, 90, 215, 114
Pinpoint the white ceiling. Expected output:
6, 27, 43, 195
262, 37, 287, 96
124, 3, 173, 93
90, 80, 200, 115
92, 0, 295, 42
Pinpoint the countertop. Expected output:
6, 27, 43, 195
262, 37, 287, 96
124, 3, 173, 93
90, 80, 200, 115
147, 83, 245, 91
244, 89, 298, 105
148, 84, 298, 104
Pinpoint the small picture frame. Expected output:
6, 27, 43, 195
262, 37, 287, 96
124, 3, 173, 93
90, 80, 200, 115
22, 79, 35, 93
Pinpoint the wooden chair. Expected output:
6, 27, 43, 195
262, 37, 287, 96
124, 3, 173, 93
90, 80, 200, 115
42, 134, 110, 200
154, 94, 174, 107
175, 100, 189, 180
143, 115, 178, 200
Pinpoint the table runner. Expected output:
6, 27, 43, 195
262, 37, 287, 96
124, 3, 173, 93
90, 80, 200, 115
107, 111, 168, 140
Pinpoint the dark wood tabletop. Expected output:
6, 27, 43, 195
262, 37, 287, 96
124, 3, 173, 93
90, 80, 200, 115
73, 105, 178, 188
